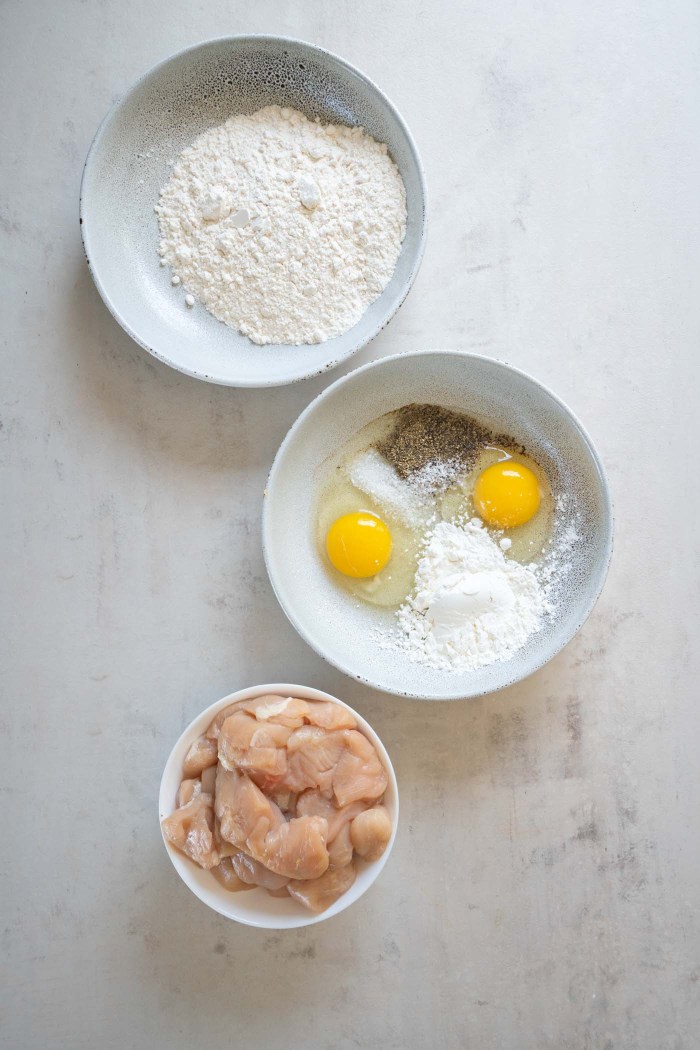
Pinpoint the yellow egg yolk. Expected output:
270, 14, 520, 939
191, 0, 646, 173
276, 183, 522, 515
325, 512, 393, 578
473, 461, 541, 529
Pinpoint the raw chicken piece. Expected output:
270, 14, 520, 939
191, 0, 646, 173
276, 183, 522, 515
200, 764, 217, 795
283, 726, 347, 795
183, 734, 218, 778
250, 723, 294, 748
287, 863, 356, 913
247, 815, 330, 880
230, 850, 289, 891
210, 857, 254, 892
243, 695, 309, 728
205, 703, 241, 741
205, 695, 306, 741
218, 712, 288, 782
176, 778, 201, 807
350, 805, 392, 861
215, 765, 285, 849
218, 840, 239, 858
161, 791, 220, 869
296, 790, 368, 842
333, 730, 388, 807
270, 790, 297, 815
328, 823, 354, 868
304, 701, 357, 731
214, 814, 239, 858
214, 764, 325, 877
217, 711, 260, 765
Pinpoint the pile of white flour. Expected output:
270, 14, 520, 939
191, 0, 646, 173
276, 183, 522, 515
156, 105, 407, 345
394, 519, 545, 672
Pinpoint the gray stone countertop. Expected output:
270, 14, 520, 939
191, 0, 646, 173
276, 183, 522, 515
2, 1, 699, 1047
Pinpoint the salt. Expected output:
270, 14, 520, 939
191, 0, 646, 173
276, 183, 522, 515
346, 449, 432, 528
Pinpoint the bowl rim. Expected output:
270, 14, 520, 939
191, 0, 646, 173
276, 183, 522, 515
79, 34, 428, 388
159, 682, 399, 928
262, 348, 615, 700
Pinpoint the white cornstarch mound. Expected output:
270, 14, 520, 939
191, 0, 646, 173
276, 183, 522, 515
393, 520, 545, 672
156, 105, 407, 345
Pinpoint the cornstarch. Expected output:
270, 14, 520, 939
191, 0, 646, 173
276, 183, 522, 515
392, 519, 545, 672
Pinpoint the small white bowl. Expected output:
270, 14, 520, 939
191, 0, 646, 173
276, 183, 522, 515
80, 36, 427, 387
159, 683, 399, 929
263, 350, 614, 700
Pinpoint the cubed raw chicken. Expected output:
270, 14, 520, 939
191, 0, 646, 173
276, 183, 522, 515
296, 790, 368, 842
287, 863, 357, 913
210, 857, 254, 892
205, 695, 308, 741
205, 703, 242, 741
168, 694, 391, 911
230, 850, 289, 891
269, 789, 297, 815
283, 726, 346, 795
176, 778, 201, 807
247, 814, 330, 880
183, 734, 218, 778
303, 700, 357, 731
243, 695, 309, 728
218, 711, 288, 783
200, 764, 217, 795
161, 792, 220, 869
215, 765, 284, 849
328, 823, 354, 868
213, 773, 322, 885
350, 805, 392, 861
333, 730, 388, 807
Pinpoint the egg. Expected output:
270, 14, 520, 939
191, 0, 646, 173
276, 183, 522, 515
473, 461, 541, 528
326, 512, 392, 578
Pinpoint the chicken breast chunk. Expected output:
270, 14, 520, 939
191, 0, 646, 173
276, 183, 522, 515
333, 730, 388, 807
229, 850, 289, 891
161, 791, 220, 870
287, 864, 357, 913
183, 734, 218, 778
210, 857, 254, 892
350, 806, 392, 861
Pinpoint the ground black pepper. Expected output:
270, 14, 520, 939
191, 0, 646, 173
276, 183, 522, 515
375, 404, 492, 481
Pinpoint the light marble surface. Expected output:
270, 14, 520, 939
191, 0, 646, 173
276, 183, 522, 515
2, 1, 699, 1047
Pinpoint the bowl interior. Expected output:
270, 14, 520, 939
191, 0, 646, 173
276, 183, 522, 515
81, 37, 426, 386
263, 351, 613, 700
159, 684, 398, 929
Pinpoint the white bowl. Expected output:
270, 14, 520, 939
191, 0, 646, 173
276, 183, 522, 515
159, 683, 399, 928
263, 350, 614, 700
80, 36, 427, 387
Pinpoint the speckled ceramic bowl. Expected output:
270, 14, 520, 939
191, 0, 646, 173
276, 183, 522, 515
80, 36, 427, 387
159, 684, 398, 929
263, 350, 614, 700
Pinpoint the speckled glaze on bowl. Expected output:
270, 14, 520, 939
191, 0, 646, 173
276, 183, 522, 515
80, 36, 427, 387
159, 684, 399, 929
263, 351, 614, 700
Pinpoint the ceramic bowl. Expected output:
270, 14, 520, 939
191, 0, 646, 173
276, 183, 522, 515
263, 350, 614, 700
159, 683, 399, 928
80, 36, 427, 387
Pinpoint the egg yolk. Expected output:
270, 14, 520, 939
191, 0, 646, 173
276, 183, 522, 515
473, 461, 541, 528
326, 512, 392, 578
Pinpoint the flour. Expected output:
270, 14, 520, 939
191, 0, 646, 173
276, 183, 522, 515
155, 105, 407, 345
393, 519, 545, 672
